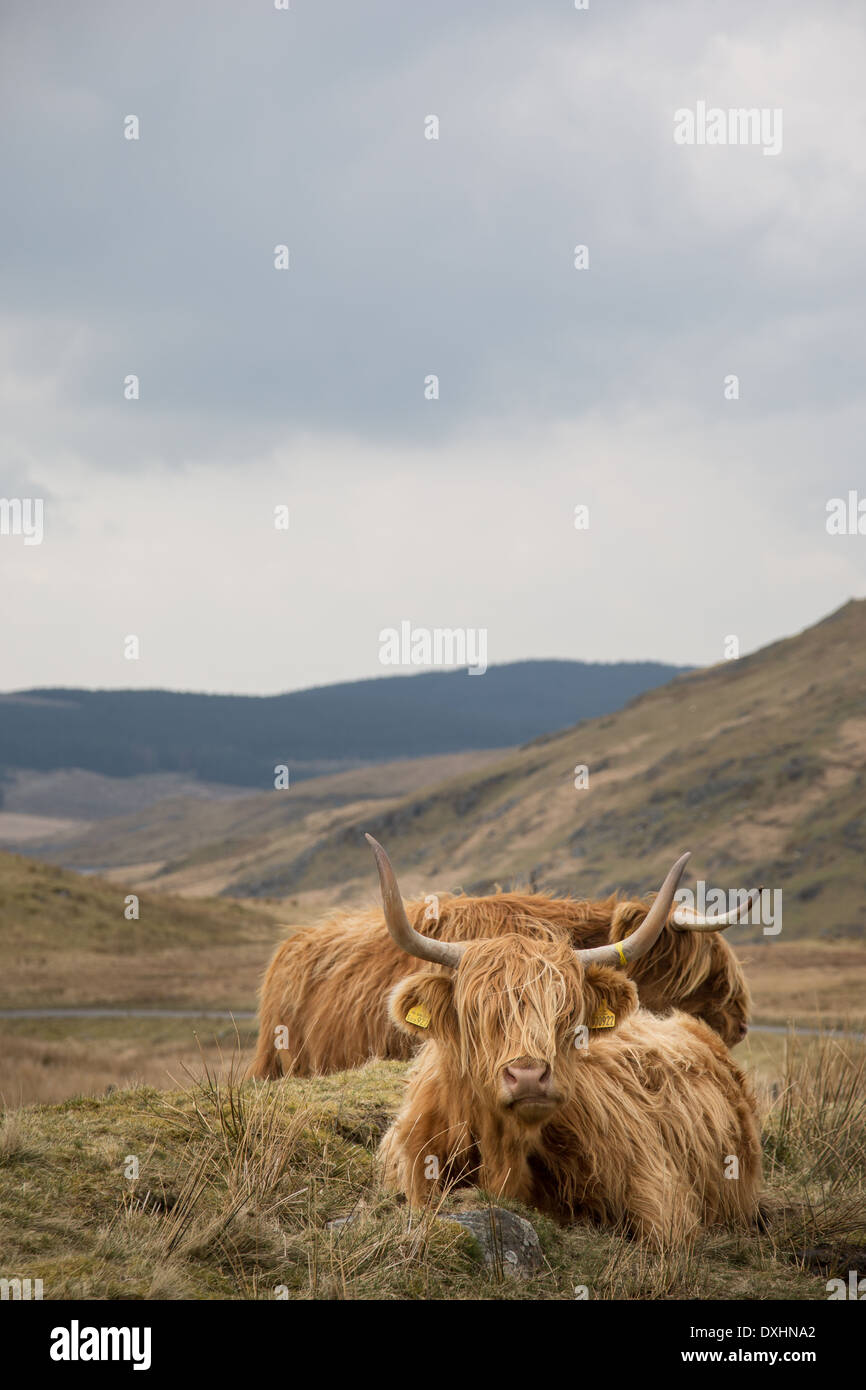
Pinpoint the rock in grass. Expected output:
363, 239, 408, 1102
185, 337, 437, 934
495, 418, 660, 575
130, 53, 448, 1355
799, 1243, 866, 1280
439, 1208, 542, 1277
325, 1215, 357, 1234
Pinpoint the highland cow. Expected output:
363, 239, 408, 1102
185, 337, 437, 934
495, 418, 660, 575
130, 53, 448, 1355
367, 836, 762, 1244
250, 862, 754, 1080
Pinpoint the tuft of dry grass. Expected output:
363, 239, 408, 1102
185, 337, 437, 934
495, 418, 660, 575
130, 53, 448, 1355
0, 1110, 27, 1163
759, 1028, 866, 1259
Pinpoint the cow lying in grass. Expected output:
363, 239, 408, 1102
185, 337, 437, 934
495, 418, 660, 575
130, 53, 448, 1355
251, 864, 754, 1079
367, 836, 762, 1244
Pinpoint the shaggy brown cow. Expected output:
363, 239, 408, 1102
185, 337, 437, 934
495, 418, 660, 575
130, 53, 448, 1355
368, 837, 762, 1244
250, 867, 754, 1079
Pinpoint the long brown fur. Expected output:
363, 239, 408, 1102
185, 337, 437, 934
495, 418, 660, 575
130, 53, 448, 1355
250, 889, 750, 1079
379, 929, 762, 1243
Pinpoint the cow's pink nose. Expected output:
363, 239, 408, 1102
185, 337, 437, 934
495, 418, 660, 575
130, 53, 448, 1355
502, 1060, 551, 1099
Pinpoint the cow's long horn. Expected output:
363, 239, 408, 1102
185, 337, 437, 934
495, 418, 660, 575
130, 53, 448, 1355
576, 852, 691, 966
671, 887, 761, 932
365, 834, 467, 969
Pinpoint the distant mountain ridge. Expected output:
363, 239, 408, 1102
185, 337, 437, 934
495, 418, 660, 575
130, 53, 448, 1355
68, 596, 857, 945
0, 660, 688, 792
2, 603, 864, 945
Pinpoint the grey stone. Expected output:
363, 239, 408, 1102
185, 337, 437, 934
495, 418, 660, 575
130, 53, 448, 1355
439, 1207, 543, 1278
325, 1214, 358, 1234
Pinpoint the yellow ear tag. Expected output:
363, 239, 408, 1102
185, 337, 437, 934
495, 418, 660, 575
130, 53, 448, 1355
405, 1003, 431, 1028
589, 1002, 616, 1030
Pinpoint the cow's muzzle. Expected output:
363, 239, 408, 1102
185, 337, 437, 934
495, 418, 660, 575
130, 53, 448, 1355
500, 1058, 559, 1122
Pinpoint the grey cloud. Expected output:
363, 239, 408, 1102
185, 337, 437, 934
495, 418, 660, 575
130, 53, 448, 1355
1, 0, 864, 460
1, 0, 865, 693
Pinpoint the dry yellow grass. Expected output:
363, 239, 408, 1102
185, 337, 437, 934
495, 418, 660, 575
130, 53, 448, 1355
0, 1018, 258, 1109
0, 850, 282, 1009
740, 940, 866, 1029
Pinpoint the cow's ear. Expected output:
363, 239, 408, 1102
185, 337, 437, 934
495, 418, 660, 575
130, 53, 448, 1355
608, 900, 649, 944
581, 963, 638, 1031
389, 970, 456, 1040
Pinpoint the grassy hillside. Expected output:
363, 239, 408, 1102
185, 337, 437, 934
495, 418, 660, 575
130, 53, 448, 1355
1, 1035, 863, 1300
0, 851, 281, 1011
156, 599, 864, 941
0, 852, 279, 1104
0, 1014, 258, 1110
10, 750, 502, 871
16, 603, 862, 946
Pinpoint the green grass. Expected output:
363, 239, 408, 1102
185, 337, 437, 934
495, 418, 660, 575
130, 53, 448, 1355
1, 1032, 863, 1301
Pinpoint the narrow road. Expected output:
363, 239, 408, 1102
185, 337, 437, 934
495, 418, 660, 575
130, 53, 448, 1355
0, 1008, 256, 1019
0, 1008, 861, 1039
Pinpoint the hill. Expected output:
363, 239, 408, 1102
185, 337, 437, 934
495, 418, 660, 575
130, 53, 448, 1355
56, 598, 860, 944
0, 660, 687, 793
0, 851, 281, 1012
234, 601, 866, 932
5, 601, 865, 946
0, 750, 503, 858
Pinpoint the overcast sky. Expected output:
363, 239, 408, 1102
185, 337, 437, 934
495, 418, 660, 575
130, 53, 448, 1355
1, 0, 864, 694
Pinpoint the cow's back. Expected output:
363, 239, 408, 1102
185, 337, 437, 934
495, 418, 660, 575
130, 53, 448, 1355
250, 889, 749, 1078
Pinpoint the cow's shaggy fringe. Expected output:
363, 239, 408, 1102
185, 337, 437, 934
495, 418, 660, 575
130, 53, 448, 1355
251, 889, 749, 1079
454, 923, 572, 1078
